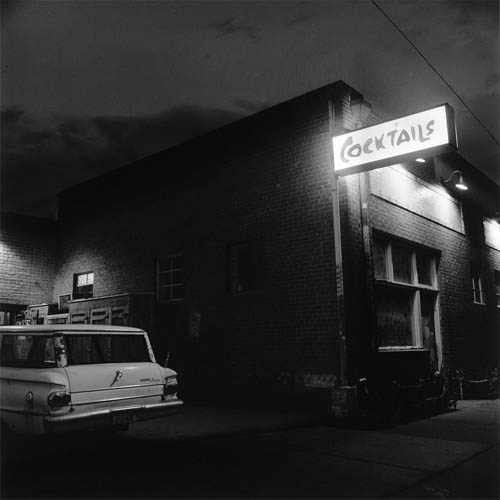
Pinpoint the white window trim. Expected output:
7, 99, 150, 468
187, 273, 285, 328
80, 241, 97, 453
374, 240, 442, 367
472, 275, 485, 305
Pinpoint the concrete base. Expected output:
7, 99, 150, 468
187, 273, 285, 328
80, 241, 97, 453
331, 385, 359, 419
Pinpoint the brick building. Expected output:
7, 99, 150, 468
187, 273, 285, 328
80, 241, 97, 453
1, 81, 499, 405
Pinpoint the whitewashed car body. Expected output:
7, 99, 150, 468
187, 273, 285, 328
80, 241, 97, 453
0, 325, 182, 435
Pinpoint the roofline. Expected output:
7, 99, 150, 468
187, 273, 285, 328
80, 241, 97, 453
0, 325, 146, 334
57, 80, 353, 198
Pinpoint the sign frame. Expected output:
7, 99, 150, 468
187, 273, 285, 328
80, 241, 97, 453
332, 104, 457, 176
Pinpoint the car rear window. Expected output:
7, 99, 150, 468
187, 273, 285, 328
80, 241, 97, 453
0, 335, 56, 368
64, 334, 151, 365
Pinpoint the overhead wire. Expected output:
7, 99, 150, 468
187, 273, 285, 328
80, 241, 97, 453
371, 0, 500, 147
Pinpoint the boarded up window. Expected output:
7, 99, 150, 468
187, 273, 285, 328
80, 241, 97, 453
376, 288, 413, 347
373, 234, 440, 357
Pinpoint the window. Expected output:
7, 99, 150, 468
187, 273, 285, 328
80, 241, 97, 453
73, 272, 94, 300
0, 335, 56, 368
471, 264, 485, 304
64, 334, 150, 365
494, 270, 500, 307
373, 235, 440, 368
229, 240, 264, 293
157, 254, 183, 301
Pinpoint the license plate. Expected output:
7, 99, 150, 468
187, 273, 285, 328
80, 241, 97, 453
112, 413, 137, 425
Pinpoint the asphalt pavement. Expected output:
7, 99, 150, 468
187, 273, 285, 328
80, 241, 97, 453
127, 398, 499, 498
1, 399, 498, 499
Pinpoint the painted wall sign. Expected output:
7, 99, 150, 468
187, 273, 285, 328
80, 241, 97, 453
332, 104, 457, 176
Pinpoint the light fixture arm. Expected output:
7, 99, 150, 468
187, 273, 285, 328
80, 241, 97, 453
442, 170, 462, 184
442, 170, 468, 191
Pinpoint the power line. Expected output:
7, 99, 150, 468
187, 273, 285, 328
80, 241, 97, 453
371, 0, 500, 147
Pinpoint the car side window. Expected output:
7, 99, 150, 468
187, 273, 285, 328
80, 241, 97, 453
0, 335, 56, 368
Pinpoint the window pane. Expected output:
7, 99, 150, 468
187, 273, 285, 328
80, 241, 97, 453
392, 244, 412, 283
171, 284, 183, 300
172, 256, 183, 270
416, 253, 433, 286
159, 273, 171, 287
65, 335, 150, 365
77, 274, 88, 287
157, 255, 184, 301
0, 335, 56, 368
495, 271, 500, 306
74, 272, 94, 299
373, 239, 387, 280
230, 241, 263, 293
472, 276, 483, 303
421, 292, 438, 371
158, 286, 171, 301
172, 270, 183, 285
376, 288, 414, 346
158, 258, 170, 273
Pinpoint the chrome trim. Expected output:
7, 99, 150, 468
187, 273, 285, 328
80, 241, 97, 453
45, 399, 183, 423
0, 377, 66, 387
71, 392, 163, 406
110, 369, 123, 386
71, 382, 164, 394
0, 408, 48, 416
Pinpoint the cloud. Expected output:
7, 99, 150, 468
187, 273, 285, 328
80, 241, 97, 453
284, 2, 317, 27
447, 0, 498, 26
206, 16, 260, 41
0, 0, 18, 22
233, 99, 269, 113
1, 105, 243, 218
93, 105, 241, 158
1, 106, 25, 125
484, 72, 500, 90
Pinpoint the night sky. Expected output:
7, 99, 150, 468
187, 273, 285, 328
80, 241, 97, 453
1, 0, 498, 219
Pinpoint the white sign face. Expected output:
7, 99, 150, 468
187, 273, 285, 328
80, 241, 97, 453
332, 104, 457, 176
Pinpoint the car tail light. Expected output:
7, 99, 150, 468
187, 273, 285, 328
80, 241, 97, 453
164, 376, 178, 398
47, 391, 71, 408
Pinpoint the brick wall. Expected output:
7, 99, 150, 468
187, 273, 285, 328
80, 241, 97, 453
53, 79, 500, 398
0, 212, 57, 306
365, 174, 500, 378
55, 81, 363, 397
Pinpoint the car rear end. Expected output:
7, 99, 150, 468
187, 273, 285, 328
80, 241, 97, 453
45, 328, 182, 433
0, 326, 182, 435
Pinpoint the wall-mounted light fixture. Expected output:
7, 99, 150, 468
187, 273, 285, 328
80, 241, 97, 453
442, 170, 468, 191
415, 158, 426, 163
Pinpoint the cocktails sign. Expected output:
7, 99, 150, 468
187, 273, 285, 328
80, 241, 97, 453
332, 104, 457, 176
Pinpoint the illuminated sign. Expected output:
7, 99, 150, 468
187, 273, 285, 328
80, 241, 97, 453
332, 104, 457, 176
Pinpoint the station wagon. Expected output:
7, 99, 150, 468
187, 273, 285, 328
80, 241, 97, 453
0, 325, 182, 435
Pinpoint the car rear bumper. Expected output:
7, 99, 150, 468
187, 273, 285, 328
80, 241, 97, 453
44, 399, 183, 433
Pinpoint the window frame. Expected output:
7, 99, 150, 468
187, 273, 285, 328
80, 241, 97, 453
494, 270, 500, 308
228, 239, 265, 295
373, 236, 441, 361
72, 271, 94, 300
157, 254, 184, 303
471, 265, 485, 305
